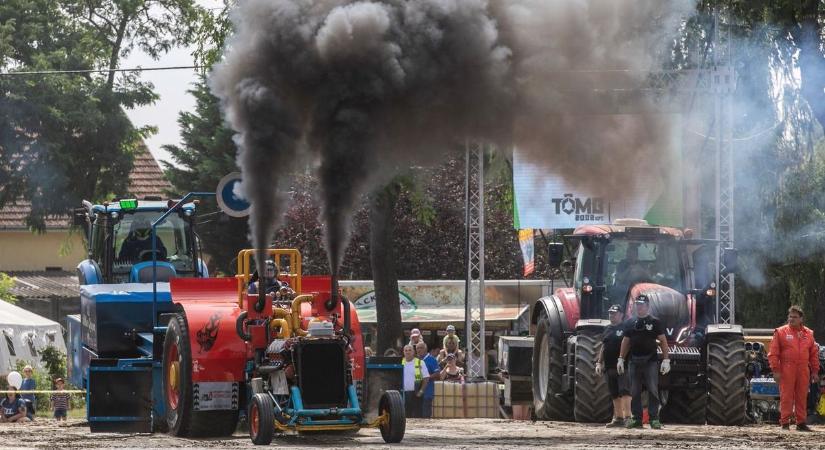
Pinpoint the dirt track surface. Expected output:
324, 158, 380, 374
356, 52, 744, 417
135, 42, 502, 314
1, 419, 822, 449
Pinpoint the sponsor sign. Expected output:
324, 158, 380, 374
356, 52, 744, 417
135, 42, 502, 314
352, 290, 417, 313
192, 382, 239, 411
512, 116, 683, 229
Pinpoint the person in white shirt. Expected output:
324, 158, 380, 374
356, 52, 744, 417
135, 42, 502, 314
401, 344, 430, 418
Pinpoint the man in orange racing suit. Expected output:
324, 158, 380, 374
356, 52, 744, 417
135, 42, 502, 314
768, 305, 820, 431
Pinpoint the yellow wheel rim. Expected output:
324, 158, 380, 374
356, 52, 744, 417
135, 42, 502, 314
168, 361, 180, 391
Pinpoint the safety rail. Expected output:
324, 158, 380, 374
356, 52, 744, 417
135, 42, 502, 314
236, 248, 302, 306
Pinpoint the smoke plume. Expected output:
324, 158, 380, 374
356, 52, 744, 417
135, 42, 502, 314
210, 0, 695, 274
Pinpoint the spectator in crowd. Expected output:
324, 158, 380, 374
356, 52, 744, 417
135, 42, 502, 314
384, 348, 400, 357
769, 305, 820, 431
440, 354, 465, 382
409, 328, 423, 347
364, 347, 375, 358
21, 365, 36, 419
401, 344, 430, 418
438, 336, 465, 368
0, 387, 29, 423
416, 342, 439, 418
443, 324, 459, 349
51, 378, 70, 421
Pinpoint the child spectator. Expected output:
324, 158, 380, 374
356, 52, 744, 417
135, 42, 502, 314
0, 387, 30, 422
442, 324, 459, 349
51, 378, 70, 421
21, 365, 36, 419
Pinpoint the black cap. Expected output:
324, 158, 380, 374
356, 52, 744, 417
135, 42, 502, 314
634, 294, 649, 304
607, 304, 622, 313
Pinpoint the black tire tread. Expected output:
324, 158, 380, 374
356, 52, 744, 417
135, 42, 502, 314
532, 314, 574, 420
706, 334, 747, 425
573, 329, 613, 423
164, 313, 240, 437
249, 393, 275, 445
379, 390, 405, 443
661, 389, 707, 424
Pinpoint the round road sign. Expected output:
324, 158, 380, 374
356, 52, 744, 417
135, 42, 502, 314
216, 172, 250, 218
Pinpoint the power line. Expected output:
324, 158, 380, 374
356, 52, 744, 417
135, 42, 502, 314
0, 65, 204, 76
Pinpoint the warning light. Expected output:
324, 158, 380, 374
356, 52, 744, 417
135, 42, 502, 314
119, 199, 138, 210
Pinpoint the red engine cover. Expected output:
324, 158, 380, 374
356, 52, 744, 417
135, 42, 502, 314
170, 278, 247, 382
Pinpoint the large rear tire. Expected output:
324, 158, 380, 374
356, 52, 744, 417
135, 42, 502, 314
573, 329, 612, 423
532, 313, 573, 420
163, 313, 239, 437
660, 389, 707, 424
249, 393, 275, 445
706, 334, 747, 425
378, 390, 405, 443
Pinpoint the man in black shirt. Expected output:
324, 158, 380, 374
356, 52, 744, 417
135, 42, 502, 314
617, 294, 670, 429
595, 304, 631, 427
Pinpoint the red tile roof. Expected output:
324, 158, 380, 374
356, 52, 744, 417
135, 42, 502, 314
0, 146, 171, 230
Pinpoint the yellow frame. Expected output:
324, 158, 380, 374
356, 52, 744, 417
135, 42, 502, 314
236, 249, 302, 306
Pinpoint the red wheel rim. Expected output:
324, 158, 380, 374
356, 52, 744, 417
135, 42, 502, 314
251, 402, 260, 437
166, 341, 180, 410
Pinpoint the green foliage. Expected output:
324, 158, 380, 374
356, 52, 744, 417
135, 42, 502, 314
163, 77, 249, 275
0, 273, 16, 304
193, 0, 234, 71
37, 345, 66, 381
0, 0, 204, 230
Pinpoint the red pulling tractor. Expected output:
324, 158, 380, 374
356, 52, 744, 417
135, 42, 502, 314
163, 249, 405, 444
532, 219, 747, 425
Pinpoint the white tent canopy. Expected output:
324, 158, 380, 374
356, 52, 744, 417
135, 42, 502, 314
0, 300, 66, 374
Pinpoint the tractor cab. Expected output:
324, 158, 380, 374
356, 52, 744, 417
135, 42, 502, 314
74, 197, 207, 285
560, 219, 724, 336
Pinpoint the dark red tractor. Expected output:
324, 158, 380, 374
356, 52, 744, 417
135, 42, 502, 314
531, 219, 746, 425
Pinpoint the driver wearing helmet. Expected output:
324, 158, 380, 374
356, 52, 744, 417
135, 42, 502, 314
248, 260, 285, 295
118, 216, 168, 263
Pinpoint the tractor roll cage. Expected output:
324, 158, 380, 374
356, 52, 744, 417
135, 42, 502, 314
235, 249, 302, 306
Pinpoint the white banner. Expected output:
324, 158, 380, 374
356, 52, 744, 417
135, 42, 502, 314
512, 118, 683, 230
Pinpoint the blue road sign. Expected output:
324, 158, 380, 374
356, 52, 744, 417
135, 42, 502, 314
216, 172, 250, 218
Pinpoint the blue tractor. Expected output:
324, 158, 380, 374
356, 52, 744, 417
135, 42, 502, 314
67, 195, 214, 433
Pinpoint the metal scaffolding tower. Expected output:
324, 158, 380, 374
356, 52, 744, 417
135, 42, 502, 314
713, 8, 735, 325
464, 141, 486, 379
714, 65, 735, 324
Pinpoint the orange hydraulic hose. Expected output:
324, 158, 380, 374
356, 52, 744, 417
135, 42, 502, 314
291, 295, 313, 336
269, 318, 291, 339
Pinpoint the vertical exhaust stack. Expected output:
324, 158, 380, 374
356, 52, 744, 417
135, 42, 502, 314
327, 273, 351, 337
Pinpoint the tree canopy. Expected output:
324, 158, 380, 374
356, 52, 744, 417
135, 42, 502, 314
0, 0, 202, 230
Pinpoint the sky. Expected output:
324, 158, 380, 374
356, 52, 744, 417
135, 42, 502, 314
123, 0, 224, 167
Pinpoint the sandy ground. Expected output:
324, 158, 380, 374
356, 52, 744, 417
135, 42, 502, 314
0, 418, 822, 449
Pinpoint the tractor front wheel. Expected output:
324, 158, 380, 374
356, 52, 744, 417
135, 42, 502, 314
573, 329, 612, 423
378, 390, 405, 443
532, 313, 573, 420
706, 333, 747, 425
249, 393, 275, 445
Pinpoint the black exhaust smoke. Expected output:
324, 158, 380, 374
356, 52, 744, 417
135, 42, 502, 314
210, 0, 695, 276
